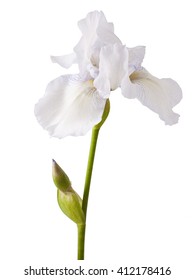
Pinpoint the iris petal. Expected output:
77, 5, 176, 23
35, 75, 106, 138
127, 46, 145, 72
94, 43, 128, 98
51, 53, 76, 68
121, 68, 182, 125
74, 11, 121, 75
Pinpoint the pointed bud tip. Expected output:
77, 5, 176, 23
52, 160, 71, 192
52, 159, 58, 171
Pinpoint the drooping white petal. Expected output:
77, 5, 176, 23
51, 53, 77, 68
94, 43, 128, 98
121, 68, 182, 125
34, 75, 106, 138
74, 11, 121, 74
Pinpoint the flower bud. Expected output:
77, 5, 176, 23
52, 159, 71, 193
52, 160, 85, 225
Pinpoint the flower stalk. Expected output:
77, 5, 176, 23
77, 99, 110, 260
77, 224, 85, 260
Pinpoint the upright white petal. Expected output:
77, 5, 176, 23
77, 10, 120, 45
51, 53, 77, 68
127, 46, 145, 72
94, 43, 128, 98
34, 75, 106, 138
121, 68, 182, 125
74, 11, 121, 74
96, 12, 121, 45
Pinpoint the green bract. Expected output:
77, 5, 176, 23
57, 189, 85, 225
94, 99, 110, 130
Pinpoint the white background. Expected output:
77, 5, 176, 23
0, 0, 193, 279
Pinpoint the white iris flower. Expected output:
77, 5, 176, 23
35, 11, 182, 138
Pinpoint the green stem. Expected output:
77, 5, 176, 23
77, 224, 85, 260
77, 99, 110, 260
77, 127, 99, 260
82, 127, 100, 216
